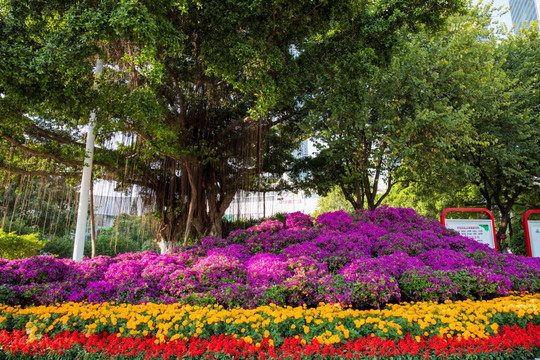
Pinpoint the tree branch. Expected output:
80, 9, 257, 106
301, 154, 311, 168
0, 134, 82, 167
0, 166, 79, 178
159, 54, 187, 128
27, 124, 84, 148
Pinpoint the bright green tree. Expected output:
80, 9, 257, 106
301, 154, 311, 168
446, 24, 540, 250
291, 6, 538, 253
292, 5, 498, 211
314, 186, 354, 216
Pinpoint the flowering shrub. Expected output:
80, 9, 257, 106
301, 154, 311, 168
104, 260, 144, 285
247, 219, 284, 233
349, 270, 401, 308
168, 248, 200, 267
286, 211, 314, 229
315, 210, 354, 231
0, 207, 539, 308
373, 232, 422, 257
449, 266, 511, 300
281, 256, 329, 306
69, 255, 114, 282
141, 254, 185, 289
340, 252, 424, 280
245, 230, 290, 253
399, 267, 458, 302
375, 252, 426, 278
419, 249, 475, 270
355, 206, 435, 234
494, 254, 540, 292
280, 242, 331, 263
207, 244, 252, 263
68, 280, 118, 303
246, 253, 291, 288
310, 232, 371, 271
0, 256, 70, 285
192, 253, 247, 289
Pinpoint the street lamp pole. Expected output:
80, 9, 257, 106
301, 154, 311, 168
73, 58, 103, 262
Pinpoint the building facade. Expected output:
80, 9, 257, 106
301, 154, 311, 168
509, 0, 540, 32
225, 139, 320, 220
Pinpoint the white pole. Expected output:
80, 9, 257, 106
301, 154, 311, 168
73, 59, 104, 262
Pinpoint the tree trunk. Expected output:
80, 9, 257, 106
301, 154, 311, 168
496, 209, 511, 253
150, 155, 240, 250
156, 217, 184, 253
210, 217, 223, 238
183, 166, 197, 246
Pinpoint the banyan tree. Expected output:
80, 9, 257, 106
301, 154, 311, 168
0, 0, 464, 252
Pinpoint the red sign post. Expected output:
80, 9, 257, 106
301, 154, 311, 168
523, 210, 540, 257
441, 208, 498, 251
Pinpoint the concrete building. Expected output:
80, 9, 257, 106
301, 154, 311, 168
225, 140, 320, 220
91, 180, 144, 232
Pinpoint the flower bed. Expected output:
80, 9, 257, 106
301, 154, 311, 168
1, 294, 538, 345
1, 207, 539, 309
1, 207, 539, 359
1, 324, 539, 359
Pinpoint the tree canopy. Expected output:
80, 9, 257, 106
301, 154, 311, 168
0, 0, 465, 251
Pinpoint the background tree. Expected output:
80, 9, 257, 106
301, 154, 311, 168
365, 11, 539, 252
0, 176, 78, 237
445, 24, 540, 250
291, 5, 494, 211
1, 0, 338, 251
314, 186, 354, 215
41, 213, 158, 258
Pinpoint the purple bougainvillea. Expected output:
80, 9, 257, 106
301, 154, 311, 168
286, 212, 314, 229
315, 210, 354, 231
246, 253, 291, 288
247, 219, 284, 233
419, 249, 475, 270
1, 207, 539, 309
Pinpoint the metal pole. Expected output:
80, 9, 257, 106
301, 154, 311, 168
73, 59, 103, 262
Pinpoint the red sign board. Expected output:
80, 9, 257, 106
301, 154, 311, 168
440, 208, 498, 251
523, 210, 540, 257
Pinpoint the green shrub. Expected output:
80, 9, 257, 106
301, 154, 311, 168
509, 229, 528, 256
40, 235, 73, 259
0, 229, 45, 260
41, 234, 148, 259
222, 218, 261, 238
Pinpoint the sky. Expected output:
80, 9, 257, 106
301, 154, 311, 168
488, 0, 514, 29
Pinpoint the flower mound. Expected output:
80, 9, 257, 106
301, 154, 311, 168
0, 206, 539, 309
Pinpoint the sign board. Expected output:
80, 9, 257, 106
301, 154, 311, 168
524, 210, 540, 257
525, 221, 540, 257
441, 208, 498, 251
444, 219, 496, 249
